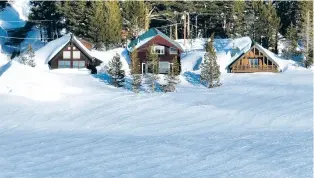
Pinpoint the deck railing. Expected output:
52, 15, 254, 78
232, 65, 277, 72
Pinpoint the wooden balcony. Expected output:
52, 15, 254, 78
231, 65, 278, 73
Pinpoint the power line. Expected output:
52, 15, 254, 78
0, 36, 53, 40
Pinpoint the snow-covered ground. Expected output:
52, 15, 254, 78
0, 54, 313, 177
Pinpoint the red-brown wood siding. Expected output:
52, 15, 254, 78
49, 42, 92, 69
136, 35, 181, 61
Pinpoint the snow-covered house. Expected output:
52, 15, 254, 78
127, 28, 184, 74
227, 43, 288, 73
40, 33, 102, 71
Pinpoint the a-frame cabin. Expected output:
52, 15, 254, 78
228, 44, 281, 73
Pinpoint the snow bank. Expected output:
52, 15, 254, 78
0, 6, 26, 29
20, 26, 45, 52
9, 0, 30, 21
0, 61, 83, 101
92, 48, 130, 73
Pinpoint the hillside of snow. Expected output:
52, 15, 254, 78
0, 58, 312, 177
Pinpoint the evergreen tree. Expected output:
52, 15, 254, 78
164, 56, 180, 92
88, 1, 106, 49
131, 48, 142, 93
228, 0, 246, 38
121, 1, 147, 37
299, 1, 313, 68
103, 1, 122, 49
200, 33, 221, 88
19, 44, 36, 67
146, 45, 159, 92
107, 53, 125, 87
60, 1, 88, 37
283, 23, 298, 59
29, 1, 63, 41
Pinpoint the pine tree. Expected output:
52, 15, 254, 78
107, 53, 125, 87
121, 1, 147, 37
200, 33, 221, 88
283, 23, 298, 59
299, 1, 313, 68
146, 45, 159, 92
19, 44, 36, 67
164, 56, 180, 92
103, 1, 122, 49
228, 0, 246, 38
29, 1, 63, 41
131, 48, 142, 93
88, 1, 106, 49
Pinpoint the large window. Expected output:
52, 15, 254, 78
73, 61, 85, 68
159, 61, 170, 74
58, 60, 71, 68
169, 47, 178, 55
63, 51, 71, 59
249, 58, 259, 67
73, 51, 81, 59
152, 45, 165, 55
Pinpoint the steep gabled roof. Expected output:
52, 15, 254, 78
127, 28, 184, 52
40, 33, 100, 64
227, 42, 291, 71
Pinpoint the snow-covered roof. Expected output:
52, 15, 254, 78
224, 37, 252, 68
254, 44, 293, 71
226, 41, 293, 71
34, 33, 98, 65
127, 28, 184, 52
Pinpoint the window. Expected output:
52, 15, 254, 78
152, 45, 165, 55
169, 47, 178, 55
67, 46, 71, 50
249, 58, 258, 67
73, 46, 76, 50
58, 60, 71, 68
63, 51, 71, 59
73, 61, 85, 68
159, 62, 170, 74
73, 51, 81, 59
254, 48, 259, 55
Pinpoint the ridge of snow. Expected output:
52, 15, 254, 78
255, 43, 295, 71
8, 0, 30, 21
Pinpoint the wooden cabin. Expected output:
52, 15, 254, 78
47, 34, 102, 71
228, 44, 281, 73
127, 28, 184, 74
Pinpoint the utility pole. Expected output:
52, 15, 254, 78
170, 25, 172, 39
187, 12, 190, 39
183, 11, 187, 46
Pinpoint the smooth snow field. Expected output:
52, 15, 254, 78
0, 62, 312, 177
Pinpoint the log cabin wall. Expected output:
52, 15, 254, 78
230, 46, 279, 73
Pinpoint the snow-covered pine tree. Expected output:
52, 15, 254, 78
107, 53, 125, 87
200, 33, 221, 88
131, 48, 142, 93
19, 44, 36, 67
164, 56, 180, 92
146, 45, 159, 92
